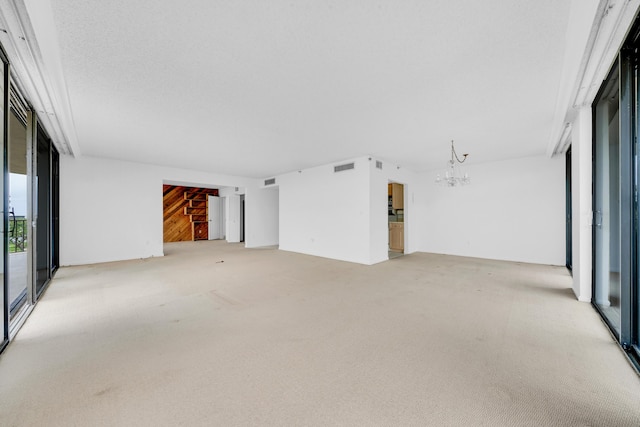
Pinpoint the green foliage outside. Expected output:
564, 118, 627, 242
8, 218, 27, 253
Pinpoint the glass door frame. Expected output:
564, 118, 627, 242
591, 59, 623, 339
33, 122, 58, 298
0, 42, 8, 354
566, 146, 572, 272
628, 25, 640, 365
618, 47, 634, 348
591, 20, 640, 370
619, 18, 640, 370
5, 83, 33, 338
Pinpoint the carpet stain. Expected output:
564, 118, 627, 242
209, 290, 242, 307
94, 385, 116, 397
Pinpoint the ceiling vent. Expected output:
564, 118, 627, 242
376, 160, 383, 170
334, 162, 355, 173
264, 178, 276, 186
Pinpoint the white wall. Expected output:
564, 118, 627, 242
60, 155, 255, 265
245, 186, 279, 248
277, 156, 423, 265
61, 153, 565, 267
278, 157, 371, 264
421, 155, 565, 265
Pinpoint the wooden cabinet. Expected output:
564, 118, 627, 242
391, 183, 403, 209
184, 191, 210, 240
193, 222, 208, 240
389, 222, 404, 252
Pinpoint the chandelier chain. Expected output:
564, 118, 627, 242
450, 140, 468, 164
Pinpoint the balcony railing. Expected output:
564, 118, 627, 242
9, 215, 27, 253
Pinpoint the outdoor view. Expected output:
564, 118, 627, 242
9, 172, 27, 253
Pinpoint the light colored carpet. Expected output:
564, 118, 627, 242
0, 241, 639, 426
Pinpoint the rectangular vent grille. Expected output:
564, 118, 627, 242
264, 178, 276, 186
334, 162, 355, 173
376, 160, 383, 169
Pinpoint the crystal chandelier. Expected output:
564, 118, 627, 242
435, 140, 470, 187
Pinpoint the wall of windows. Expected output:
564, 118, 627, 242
0, 42, 60, 353
592, 16, 640, 369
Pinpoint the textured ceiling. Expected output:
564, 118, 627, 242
47, 0, 572, 178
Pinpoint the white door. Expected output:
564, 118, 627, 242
208, 195, 221, 240
220, 197, 226, 239
226, 195, 241, 242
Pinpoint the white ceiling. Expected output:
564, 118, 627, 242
46, 0, 572, 178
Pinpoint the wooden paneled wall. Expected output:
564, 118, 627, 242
163, 185, 219, 242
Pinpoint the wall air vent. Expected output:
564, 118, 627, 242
376, 160, 383, 170
264, 178, 276, 186
334, 162, 355, 173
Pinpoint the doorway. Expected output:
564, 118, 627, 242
240, 195, 245, 243
388, 182, 404, 258
162, 185, 219, 242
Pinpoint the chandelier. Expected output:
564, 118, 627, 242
435, 140, 470, 187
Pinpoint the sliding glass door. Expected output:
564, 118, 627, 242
593, 64, 622, 336
0, 47, 7, 352
566, 147, 572, 271
7, 100, 29, 320
35, 124, 56, 296
51, 148, 59, 274
593, 20, 640, 369
0, 41, 60, 354
631, 33, 640, 365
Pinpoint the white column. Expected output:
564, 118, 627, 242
571, 106, 593, 302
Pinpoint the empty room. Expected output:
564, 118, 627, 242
0, 1, 639, 425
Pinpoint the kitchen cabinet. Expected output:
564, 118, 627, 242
391, 183, 403, 209
389, 222, 404, 252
